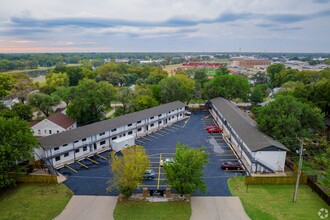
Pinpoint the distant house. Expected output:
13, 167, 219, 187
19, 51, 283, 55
0, 98, 19, 109
31, 112, 77, 137
209, 97, 289, 174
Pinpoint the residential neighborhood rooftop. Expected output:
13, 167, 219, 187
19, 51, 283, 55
47, 112, 76, 129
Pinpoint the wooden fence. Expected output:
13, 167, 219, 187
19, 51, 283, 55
245, 174, 308, 185
13, 174, 58, 184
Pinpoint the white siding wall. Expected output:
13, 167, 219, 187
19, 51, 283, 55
32, 120, 66, 136
254, 151, 287, 172
43, 106, 186, 167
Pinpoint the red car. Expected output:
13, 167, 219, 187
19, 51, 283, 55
205, 125, 218, 130
221, 161, 242, 170
206, 127, 222, 133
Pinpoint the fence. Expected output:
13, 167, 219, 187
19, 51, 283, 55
245, 174, 308, 185
307, 176, 330, 206
12, 174, 58, 184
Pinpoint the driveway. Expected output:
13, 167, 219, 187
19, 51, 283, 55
55, 196, 117, 220
191, 197, 250, 220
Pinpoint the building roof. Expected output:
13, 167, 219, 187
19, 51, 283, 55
210, 97, 289, 152
47, 112, 76, 129
39, 101, 186, 149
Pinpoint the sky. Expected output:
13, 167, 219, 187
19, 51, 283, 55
0, 0, 330, 53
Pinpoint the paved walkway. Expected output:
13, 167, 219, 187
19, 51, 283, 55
55, 196, 117, 220
55, 196, 250, 220
190, 197, 250, 220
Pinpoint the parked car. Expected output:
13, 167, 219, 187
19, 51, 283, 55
185, 111, 192, 116
221, 161, 242, 170
205, 125, 218, 130
206, 126, 222, 133
143, 169, 156, 180
160, 158, 174, 167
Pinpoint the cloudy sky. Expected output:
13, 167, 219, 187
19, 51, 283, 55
0, 0, 329, 53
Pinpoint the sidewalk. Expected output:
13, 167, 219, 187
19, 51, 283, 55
190, 197, 250, 220
55, 196, 117, 220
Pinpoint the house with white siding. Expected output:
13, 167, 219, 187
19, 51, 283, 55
31, 112, 77, 137
37, 101, 187, 168
209, 97, 289, 174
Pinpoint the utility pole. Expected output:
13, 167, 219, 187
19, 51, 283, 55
293, 138, 303, 203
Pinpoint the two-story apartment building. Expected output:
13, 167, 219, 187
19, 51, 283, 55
37, 101, 187, 168
209, 97, 289, 174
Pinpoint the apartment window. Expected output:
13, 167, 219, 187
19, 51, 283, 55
169, 111, 171, 113
83, 146, 87, 151
54, 147, 59, 151
74, 140, 79, 143
137, 120, 141, 124
38, 129, 41, 134
55, 156, 61, 161
158, 121, 161, 124
75, 149, 80, 153
100, 140, 106, 145
128, 123, 132, 127
44, 130, 47, 134
150, 116, 154, 120
111, 128, 117, 132
49, 130, 52, 134
172, 116, 174, 119
128, 131, 133, 135
150, 123, 154, 127
158, 114, 162, 117
99, 132, 105, 136
123, 133, 126, 137
82, 138, 86, 142
64, 153, 69, 157
180, 114, 182, 116
57, 130, 59, 133
137, 128, 142, 132
63, 144, 68, 147
112, 137, 117, 140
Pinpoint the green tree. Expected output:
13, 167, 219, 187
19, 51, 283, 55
215, 66, 229, 76
11, 103, 33, 121
54, 86, 75, 106
267, 64, 285, 87
203, 75, 250, 101
28, 93, 60, 117
194, 69, 208, 87
256, 95, 325, 151
0, 73, 13, 99
164, 143, 208, 196
159, 75, 194, 104
67, 79, 116, 125
45, 71, 69, 92
10, 73, 34, 103
132, 95, 159, 111
0, 117, 38, 189
107, 145, 149, 197
117, 87, 135, 114
250, 85, 265, 105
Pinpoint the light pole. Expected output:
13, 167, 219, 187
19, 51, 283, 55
293, 138, 304, 203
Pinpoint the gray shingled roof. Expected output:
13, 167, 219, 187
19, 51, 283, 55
210, 97, 289, 152
39, 101, 186, 149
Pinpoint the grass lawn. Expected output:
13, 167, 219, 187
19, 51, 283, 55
228, 177, 328, 220
163, 64, 182, 75
0, 183, 72, 220
114, 201, 191, 220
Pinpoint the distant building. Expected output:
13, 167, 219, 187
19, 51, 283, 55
232, 58, 271, 69
31, 112, 77, 137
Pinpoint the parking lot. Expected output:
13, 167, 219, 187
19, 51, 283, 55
58, 111, 245, 196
